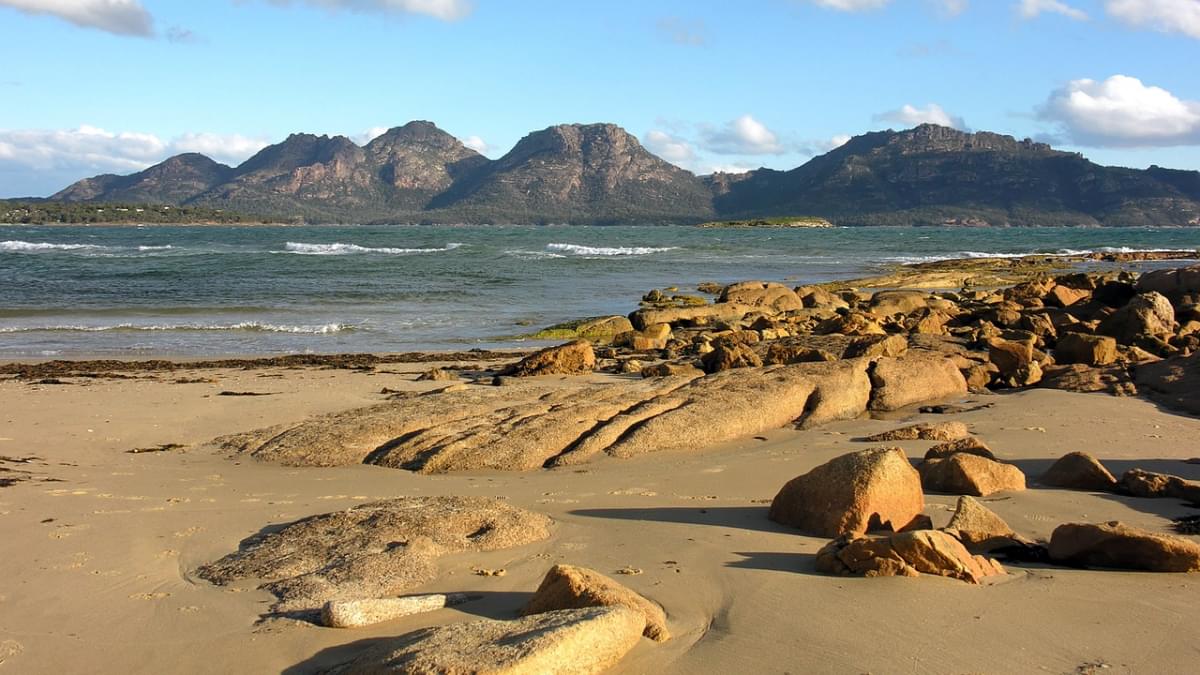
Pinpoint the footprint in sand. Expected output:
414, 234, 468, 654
178, 606, 202, 613
173, 526, 205, 538
129, 592, 170, 600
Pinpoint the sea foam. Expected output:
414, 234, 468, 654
545, 243, 679, 256
284, 242, 463, 255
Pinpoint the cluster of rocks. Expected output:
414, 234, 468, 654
200, 499, 669, 674
767, 433, 1200, 583
523, 265, 1200, 413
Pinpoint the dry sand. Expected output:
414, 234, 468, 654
1, 361, 1198, 674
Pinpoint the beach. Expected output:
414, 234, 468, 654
2, 254, 1200, 674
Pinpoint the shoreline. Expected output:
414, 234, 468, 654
2, 249, 1197, 364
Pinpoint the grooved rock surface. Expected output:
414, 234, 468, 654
815, 530, 1006, 583
769, 447, 925, 537
523, 564, 670, 642
197, 497, 552, 616
1049, 522, 1200, 572
324, 606, 644, 675
213, 353, 970, 473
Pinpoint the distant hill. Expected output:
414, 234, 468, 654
47, 121, 1200, 226
709, 125, 1200, 227
425, 123, 715, 224
53, 153, 233, 204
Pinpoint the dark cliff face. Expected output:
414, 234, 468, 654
50, 122, 1200, 226
365, 121, 489, 197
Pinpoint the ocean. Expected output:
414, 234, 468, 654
1, 224, 1198, 358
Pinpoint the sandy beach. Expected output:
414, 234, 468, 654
1, 319, 1198, 674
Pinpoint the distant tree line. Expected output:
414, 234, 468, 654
0, 200, 283, 224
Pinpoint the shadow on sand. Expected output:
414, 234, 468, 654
279, 591, 533, 674
568, 505, 789, 534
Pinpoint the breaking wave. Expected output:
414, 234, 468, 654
0, 321, 357, 334
544, 243, 679, 256
283, 242, 463, 255
884, 246, 1194, 264
1, 240, 176, 254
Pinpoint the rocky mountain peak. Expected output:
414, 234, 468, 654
885, 124, 1058, 156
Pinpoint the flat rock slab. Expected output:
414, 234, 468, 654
1049, 521, 1200, 572
322, 593, 476, 629
198, 497, 552, 615
210, 352, 971, 474
324, 606, 644, 675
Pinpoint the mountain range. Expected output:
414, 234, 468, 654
50, 121, 1200, 226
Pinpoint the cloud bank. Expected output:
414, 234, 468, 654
873, 103, 967, 130
701, 115, 785, 155
1105, 0, 1200, 39
1038, 74, 1200, 147
1018, 0, 1089, 20
0, 0, 153, 36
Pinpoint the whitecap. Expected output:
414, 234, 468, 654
0, 322, 357, 334
544, 243, 679, 256
284, 242, 463, 255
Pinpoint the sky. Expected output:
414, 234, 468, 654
0, 0, 1198, 197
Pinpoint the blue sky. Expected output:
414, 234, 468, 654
1, 0, 1198, 197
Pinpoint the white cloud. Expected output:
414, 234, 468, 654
825, 134, 852, 150
460, 135, 490, 155
0, 0, 153, 36
874, 103, 967, 129
169, 133, 272, 164
807, 0, 891, 10
642, 130, 697, 164
701, 162, 758, 175
1038, 74, 1200, 147
701, 115, 785, 155
1018, 0, 1089, 20
0, 126, 270, 176
261, 0, 473, 20
1105, 0, 1200, 38
354, 126, 389, 144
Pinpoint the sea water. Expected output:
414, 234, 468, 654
1, 224, 1197, 357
